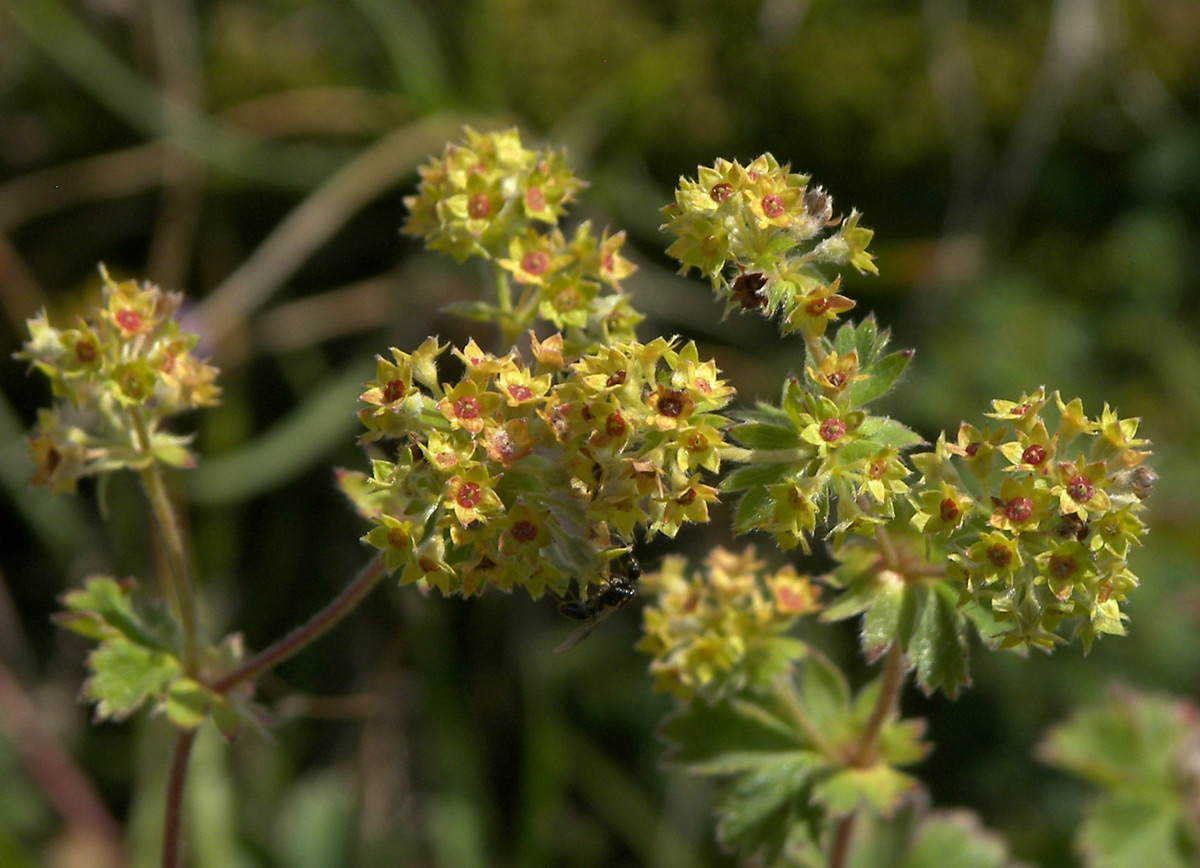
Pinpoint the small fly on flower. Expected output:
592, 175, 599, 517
553, 557, 642, 654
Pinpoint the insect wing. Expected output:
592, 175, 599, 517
553, 603, 623, 654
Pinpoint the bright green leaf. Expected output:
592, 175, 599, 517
848, 350, 913, 407
84, 639, 178, 722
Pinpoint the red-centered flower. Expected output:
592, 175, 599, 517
496, 367, 550, 408
467, 192, 492, 219
646, 386, 695, 431
437, 381, 501, 435
499, 503, 551, 558
963, 531, 1022, 585
913, 480, 971, 535
444, 466, 502, 526
1052, 456, 1111, 518
989, 477, 1048, 533
525, 186, 546, 213
75, 338, 98, 364
784, 278, 855, 338
819, 418, 846, 443
711, 182, 733, 203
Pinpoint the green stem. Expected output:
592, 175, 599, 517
719, 444, 815, 464
210, 554, 387, 694
828, 642, 906, 868
130, 409, 199, 675
493, 263, 523, 349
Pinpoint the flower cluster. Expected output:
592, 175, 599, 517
15, 267, 219, 492
402, 127, 640, 351
660, 154, 876, 337
346, 334, 734, 600
636, 546, 820, 700
909, 387, 1154, 650
722, 318, 922, 554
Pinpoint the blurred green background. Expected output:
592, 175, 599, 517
1, 0, 1198, 866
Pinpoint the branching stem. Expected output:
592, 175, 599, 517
828, 642, 907, 868
130, 408, 199, 675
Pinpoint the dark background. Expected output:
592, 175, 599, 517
1, 1, 1198, 866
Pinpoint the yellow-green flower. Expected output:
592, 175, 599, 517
444, 465, 503, 526
363, 514, 418, 575
1051, 456, 1111, 520
437, 380, 501, 435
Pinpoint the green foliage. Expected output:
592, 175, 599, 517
1038, 687, 1200, 868
57, 577, 181, 722
661, 654, 929, 863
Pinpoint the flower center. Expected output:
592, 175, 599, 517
454, 396, 481, 420
467, 193, 492, 219
939, 497, 960, 523
457, 482, 482, 509
819, 418, 846, 443
511, 520, 538, 543
1067, 473, 1094, 503
383, 379, 406, 403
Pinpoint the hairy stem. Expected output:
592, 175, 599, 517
161, 728, 197, 868
719, 444, 816, 465
210, 554, 387, 694
828, 642, 907, 868
131, 409, 199, 674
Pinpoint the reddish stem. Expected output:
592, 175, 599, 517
161, 728, 197, 868
211, 555, 386, 694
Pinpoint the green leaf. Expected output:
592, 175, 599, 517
798, 655, 851, 739
735, 402, 795, 427
83, 639, 178, 722
861, 574, 916, 662
1075, 793, 1193, 868
848, 350, 913, 407
729, 421, 804, 450
896, 811, 1013, 868
57, 576, 177, 652
713, 754, 823, 862
723, 462, 797, 493
210, 694, 244, 742
1040, 688, 1187, 789
909, 583, 970, 698
732, 486, 775, 533
661, 697, 808, 773
165, 677, 211, 730
850, 416, 925, 453
813, 763, 919, 818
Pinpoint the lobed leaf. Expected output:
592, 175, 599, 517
83, 640, 178, 722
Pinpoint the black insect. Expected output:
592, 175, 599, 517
554, 557, 642, 654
